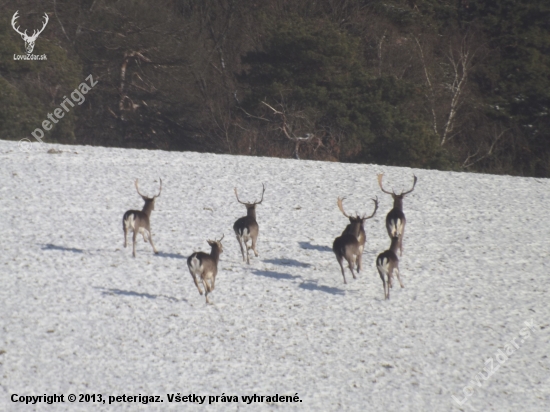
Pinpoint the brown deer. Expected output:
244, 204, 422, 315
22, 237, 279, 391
333, 196, 378, 283
233, 184, 265, 264
122, 179, 162, 257
376, 236, 403, 300
377, 174, 417, 256
187, 235, 224, 304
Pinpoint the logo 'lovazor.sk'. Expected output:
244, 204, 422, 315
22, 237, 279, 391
11, 10, 48, 57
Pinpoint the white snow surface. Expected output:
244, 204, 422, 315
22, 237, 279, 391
0, 140, 549, 411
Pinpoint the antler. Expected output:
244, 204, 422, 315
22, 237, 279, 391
252, 183, 266, 205
29, 12, 49, 40
134, 179, 147, 198
400, 175, 417, 196
235, 184, 265, 205
218, 234, 225, 242
337, 197, 351, 218
11, 11, 27, 37
234, 187, 246, 205
377, 173, 395, 195
155, 178, 162, 198
363, 197, 379, 220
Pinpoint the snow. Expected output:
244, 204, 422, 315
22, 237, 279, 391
0, 140, 549, 411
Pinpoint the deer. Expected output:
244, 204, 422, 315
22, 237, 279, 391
338, 196, 378, 257
233, 183, 265, 264
377, 173, 417, 256
122, 178, 162, 257
333, 197, 378, 284
376, 235, 403, 300
11, 11, 49, 54
187, 235, 224, 304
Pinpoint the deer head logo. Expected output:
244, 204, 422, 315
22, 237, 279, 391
11, 11, 49, 54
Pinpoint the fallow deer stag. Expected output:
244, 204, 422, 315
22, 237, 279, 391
333, 196, 378, 283
376, 236, 403, 300
233, 183, 265, 264
338, 196, 378, 257
122, 178, 162, 257
377, 173, 417, 256
187, 235, 224, 304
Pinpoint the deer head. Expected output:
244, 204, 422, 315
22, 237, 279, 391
135, 178, 162, 212
11, 11, 49, 54
234, 183, 265, 216
377, 174, 417, 209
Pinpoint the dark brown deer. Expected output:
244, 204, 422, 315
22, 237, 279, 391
333, 197, 378, 283
377, 174, 417, 256
233, 184, 265, 264
122, 178, 162, 257
338, 196, 378, 258
187, 235, 224, 304
376, 236, 403, 300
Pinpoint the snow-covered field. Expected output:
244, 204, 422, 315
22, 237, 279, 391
1, 139, 549, 411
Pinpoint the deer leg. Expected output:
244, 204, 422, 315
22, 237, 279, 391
399, 226, 405, 256
347, 256, 357, 280
378, 268, 387, 300
356, 250, 363, 273
236, 235, 246, 262
337, 256, 347, 284
203, 279, 211, 304
132, 230, 138, 257
244, 239, 251, 264
395, 267, 404, 288
190, 273, 203, 295
147, 230, 158, 254
123, 228, 128, 248
251, 236, 259, 257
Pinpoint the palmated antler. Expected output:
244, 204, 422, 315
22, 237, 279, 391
363, 197, 379, 220
235, 184, 265, 205
337, 197, 351, 218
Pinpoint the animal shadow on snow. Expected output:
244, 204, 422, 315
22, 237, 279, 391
298, 241, 332, 252
42, 243, 84, 253
298, 280, 345, 295
252, 269, 302, 281
155, 251, 186, 259
263, 258, 311, 268
95, 287, 182, 302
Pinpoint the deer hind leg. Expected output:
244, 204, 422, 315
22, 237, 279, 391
132, 230, 138, 257
236, 235, 246, 262
190, 272, 203, 295
346, 255, 357, 280
251, 235, 259, 257
399, 226, 405, 256
336, 255, 347, 284
203, 278, 212, 304
147, 230, 158, 254
356, 247, 363, 272
394, 266, 404, 288
244, 239, 251, 264
377, 267, 387, 300
123, 227, 128, 248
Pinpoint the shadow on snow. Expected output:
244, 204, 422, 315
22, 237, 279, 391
95, 287, 183, 302
42, 243, 84, 253
298, 241, 332, 253
263, 258, 311, 268
252, 269, 302, 281
298, 280, 345, 295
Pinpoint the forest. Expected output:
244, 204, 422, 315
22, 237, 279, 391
1, 0, 549, 177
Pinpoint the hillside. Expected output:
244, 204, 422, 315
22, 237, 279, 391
0, 140, 549, 411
